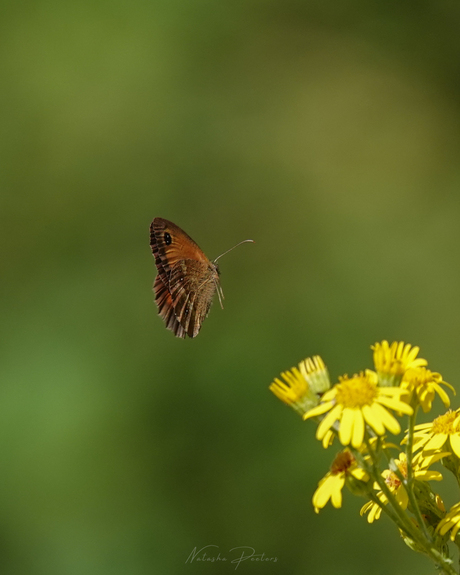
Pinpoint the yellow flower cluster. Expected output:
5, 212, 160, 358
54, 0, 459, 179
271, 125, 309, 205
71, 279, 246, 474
270, 340, 460, 572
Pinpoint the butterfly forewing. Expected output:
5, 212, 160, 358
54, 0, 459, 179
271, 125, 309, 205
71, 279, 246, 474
151, 218, 207, 275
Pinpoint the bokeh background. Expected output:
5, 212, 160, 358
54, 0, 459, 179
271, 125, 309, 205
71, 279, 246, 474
2, 1, 460, 573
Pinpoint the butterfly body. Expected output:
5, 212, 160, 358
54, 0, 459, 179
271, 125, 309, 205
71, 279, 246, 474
150, 217, 223, 338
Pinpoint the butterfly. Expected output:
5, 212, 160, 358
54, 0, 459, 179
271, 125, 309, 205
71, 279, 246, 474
150, 217, 253, 338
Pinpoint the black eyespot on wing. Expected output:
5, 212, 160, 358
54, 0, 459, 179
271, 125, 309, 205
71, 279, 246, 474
164, 232, 172, 245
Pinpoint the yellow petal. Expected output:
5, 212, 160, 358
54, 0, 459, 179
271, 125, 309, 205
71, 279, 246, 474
321, 429, 335, 449
303, 401, 335, 420
360, 501, 373, 516
372, 402, 401, 435
451, 522, 460, 541
406, 345, 420, 363
368, 502, 382, 522
377, 395, 413, 415
416, 451, 450, 468
432, 383, 451, 408
438, 520, 453, 536
449, 434, 460, 458
424, 433, 448, 452
352, 468, 368, 481
414, 422, 433, 430
331, 475, 345, 508
411, 435, 430, 452
316, 404, 343, 440
395, 486, 408, 509
312, 474, 340, 509
312, 475, 333, 508
339, 408, 355, 445
362, 404, 385, 436
414, 470, 443, 481
351, 408, 365, 448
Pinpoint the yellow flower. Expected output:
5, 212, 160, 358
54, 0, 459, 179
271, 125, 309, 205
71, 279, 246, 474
372, 340, 427, 387
360, 453, 443, 523
437, 502, 460, 541
298, 355, 331, 395
313, 450, 368, 512
270, 366, 318, 416
270, 355, 330, 416
410, 409, 460, 457
304, 371, 413, 448
401, 367, 454, 413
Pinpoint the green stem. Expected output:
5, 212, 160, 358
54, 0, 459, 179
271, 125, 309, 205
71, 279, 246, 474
404, 406, 432, 541
405, 406, 418, 483
362, 436, 456, 575
363, 436, 423, 541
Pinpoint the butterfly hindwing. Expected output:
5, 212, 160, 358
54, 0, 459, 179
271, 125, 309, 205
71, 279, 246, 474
168, 260, 218, 338
153, 274, 187, 338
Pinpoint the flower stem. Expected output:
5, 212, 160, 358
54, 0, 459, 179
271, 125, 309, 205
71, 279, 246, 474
404, 407, 432, 541
363, 437, 423, 541
362, 436, 456, 575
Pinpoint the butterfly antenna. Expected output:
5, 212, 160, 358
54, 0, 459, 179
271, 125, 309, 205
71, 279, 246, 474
213, 239, 255, 263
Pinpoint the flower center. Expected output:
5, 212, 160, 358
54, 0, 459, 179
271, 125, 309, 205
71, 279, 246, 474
404, 367, 441, 388
386, 471, 402, 489
335, 373, 378, 408
432, 410, 459, 435
373, 341, 413, 376
385, 460, 407, 489
331, 450, 355, 475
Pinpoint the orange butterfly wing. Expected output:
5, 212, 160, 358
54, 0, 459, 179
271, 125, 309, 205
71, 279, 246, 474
150, 218, 220, 338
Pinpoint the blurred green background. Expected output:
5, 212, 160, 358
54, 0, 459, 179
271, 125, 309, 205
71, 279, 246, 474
2, 1, 460, 573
